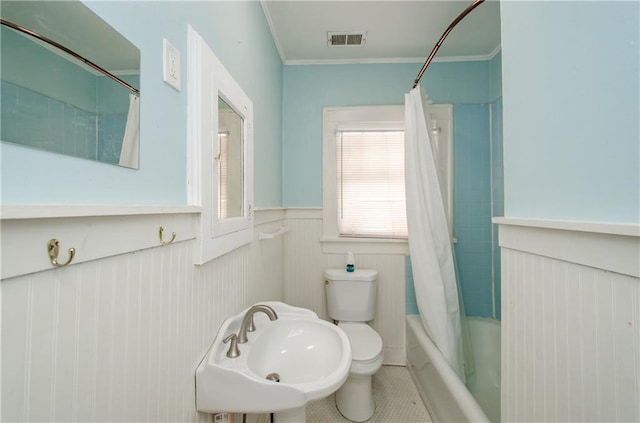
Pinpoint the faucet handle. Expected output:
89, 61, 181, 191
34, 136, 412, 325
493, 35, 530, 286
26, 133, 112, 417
223, 333, 240, 358
247, 315, 256, 332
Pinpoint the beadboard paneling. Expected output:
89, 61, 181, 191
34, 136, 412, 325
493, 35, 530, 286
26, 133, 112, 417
501, 245, 640, 422
283, 216, 325, 315
1, 211, 285, 422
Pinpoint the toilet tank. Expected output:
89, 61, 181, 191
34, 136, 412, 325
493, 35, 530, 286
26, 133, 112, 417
324, 268, 378, 322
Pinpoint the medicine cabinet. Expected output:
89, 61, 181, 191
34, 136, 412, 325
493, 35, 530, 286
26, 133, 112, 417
188, 26, 253, 264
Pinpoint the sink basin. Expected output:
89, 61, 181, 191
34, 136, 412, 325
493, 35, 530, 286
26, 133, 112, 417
248, 318, 348, 395
196, 302, 351, 414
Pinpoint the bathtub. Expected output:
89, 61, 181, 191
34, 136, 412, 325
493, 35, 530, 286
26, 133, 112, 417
406, 315, 501, 423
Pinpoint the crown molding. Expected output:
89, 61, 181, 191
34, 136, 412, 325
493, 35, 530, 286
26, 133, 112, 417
260, 0, 286, 64
283, 45, 503, 66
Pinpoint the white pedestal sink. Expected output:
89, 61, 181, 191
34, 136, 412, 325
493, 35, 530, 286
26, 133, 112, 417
196, 302, 352, 422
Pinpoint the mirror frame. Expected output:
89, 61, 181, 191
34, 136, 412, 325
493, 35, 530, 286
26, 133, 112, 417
187, 26, 254, 265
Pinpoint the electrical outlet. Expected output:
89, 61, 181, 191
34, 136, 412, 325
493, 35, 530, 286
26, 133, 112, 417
213, 413, 231, 423
163, 38, 181, 91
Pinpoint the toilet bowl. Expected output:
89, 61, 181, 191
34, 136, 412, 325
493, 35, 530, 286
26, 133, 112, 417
335, 322, 383, 422
324, 268, 383, 422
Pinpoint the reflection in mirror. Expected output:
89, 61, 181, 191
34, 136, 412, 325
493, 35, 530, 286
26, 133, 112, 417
0, 1, 141, 169
217, 97, 245, 219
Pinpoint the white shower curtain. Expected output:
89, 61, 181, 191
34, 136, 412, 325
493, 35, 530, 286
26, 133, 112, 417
405, 85, 465, 380
119, 93, 140, 168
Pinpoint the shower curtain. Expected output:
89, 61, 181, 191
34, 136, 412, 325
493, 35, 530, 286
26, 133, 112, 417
404, 85, 465, 380
119, 93, 140, 168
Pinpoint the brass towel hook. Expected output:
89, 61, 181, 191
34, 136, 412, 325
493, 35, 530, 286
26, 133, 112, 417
159, 226, 176, 245
47, 239, 75, 267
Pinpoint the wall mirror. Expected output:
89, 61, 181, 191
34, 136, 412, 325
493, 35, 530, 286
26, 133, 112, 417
188, 26, 254, 265
218, 97, 245, 220
0, 1, 141, 169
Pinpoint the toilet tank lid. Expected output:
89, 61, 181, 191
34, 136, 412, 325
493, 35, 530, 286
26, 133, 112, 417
324, 268, 377, 282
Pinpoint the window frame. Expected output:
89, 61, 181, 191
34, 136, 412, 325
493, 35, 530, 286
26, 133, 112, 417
322, 106, 408, 254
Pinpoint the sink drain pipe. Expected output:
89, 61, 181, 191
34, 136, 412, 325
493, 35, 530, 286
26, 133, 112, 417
238, 373, 281, 423
265, 373, 280, 423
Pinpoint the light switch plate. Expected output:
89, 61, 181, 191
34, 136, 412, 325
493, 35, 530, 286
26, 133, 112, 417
163, 38, 181, 91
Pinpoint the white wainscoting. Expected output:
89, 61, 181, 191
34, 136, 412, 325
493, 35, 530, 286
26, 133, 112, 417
284, 208, 408, 364
496, 218, 640, 422
1, 209, 286, 423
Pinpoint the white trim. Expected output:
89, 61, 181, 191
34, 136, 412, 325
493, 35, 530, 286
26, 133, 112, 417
283, 48, 502, 66
321, 105, 452, 246
320, 236, 409, 255
284, 207, 322, 220
187, 26, 254, 265
285, 57, 425, 66
259, 0, 286, 64
383, 347, 406, 366
487, 44, 502, 60
254, 207, 286, 225
322, 105, 406, 240
258, 226, 289, 240
282, 207, 409, 254
494, 217, 640, 278
187, 27, 202, 206
493, 217, 639, 237
0, 212, 197, 280
0, 205, 199, 220
427, 54, 496, 63
0, 208, 284, 280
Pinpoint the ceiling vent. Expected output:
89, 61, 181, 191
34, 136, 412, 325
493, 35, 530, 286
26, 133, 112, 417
327, 31, 367, 47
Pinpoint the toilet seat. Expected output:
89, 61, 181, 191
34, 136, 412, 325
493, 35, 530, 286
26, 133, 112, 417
338, 322, 383, 375
338, 322, 383, 361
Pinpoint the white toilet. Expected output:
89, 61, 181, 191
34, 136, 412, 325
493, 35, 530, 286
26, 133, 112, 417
324, 268, 383, 422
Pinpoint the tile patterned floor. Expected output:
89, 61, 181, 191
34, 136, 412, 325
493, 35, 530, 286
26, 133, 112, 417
306, 365, 432, 423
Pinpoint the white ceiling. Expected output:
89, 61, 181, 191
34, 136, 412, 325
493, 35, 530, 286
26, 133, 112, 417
261, 0, 502, 64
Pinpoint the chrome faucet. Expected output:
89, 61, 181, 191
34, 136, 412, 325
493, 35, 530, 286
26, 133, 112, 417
237, 304, 278, 344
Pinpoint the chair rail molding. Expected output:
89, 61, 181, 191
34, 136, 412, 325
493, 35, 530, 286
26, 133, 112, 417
1, 205, 198, 279
493, 217, 640, 277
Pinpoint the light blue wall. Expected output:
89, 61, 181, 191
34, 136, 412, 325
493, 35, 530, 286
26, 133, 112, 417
1, 1, 283, 207
454, 103, 493, 317
283, 63, 415, 206
282, 61, 490, 206
283, 60, 501, 318
490, 51, 503, 320
489, 51, 502, 103
491, 96, 503, 319
501, 1, 639, 223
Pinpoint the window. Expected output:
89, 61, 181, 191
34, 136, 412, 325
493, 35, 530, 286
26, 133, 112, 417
323, 106, 406, 243
336, 129, 407, 238
322, 104, 453, 250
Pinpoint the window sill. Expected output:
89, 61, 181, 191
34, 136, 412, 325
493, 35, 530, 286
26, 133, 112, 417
320, 236, 409, 255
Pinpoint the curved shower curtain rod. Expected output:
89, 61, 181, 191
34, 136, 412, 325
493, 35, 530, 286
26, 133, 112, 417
413, 0, 485, 89
1, 19, 140, 96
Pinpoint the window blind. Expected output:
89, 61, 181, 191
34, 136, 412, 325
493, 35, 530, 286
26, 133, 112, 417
335, 130, 407, 238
